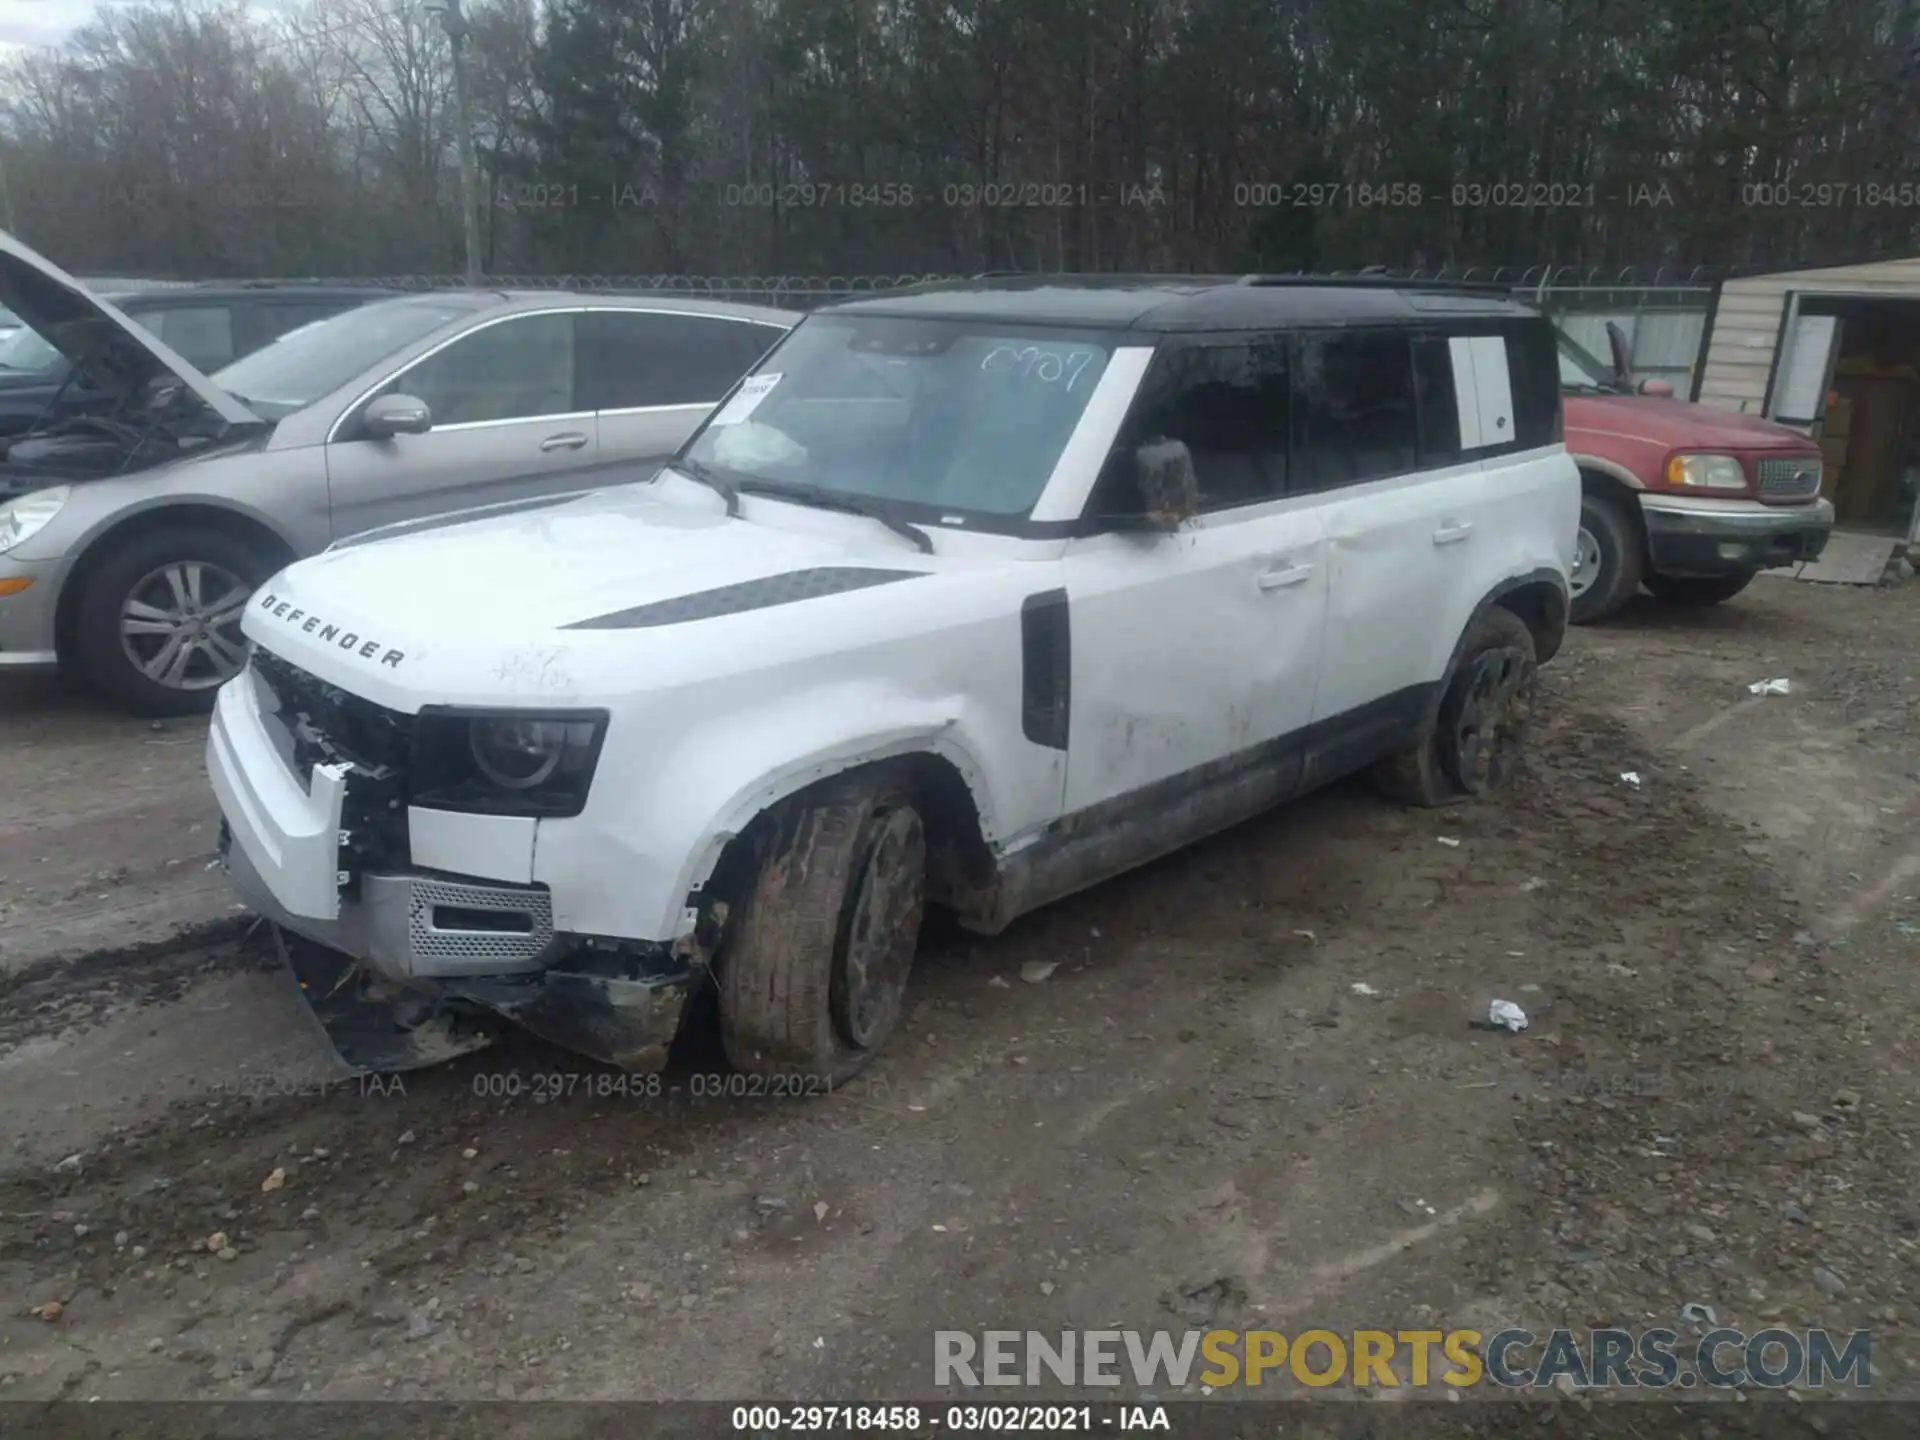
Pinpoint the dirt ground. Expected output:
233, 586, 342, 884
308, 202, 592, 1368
2, 572, 1918, 1417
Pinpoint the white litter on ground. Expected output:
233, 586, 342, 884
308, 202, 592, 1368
1437, 836, 1461, 848
1488, 1000, 1529, 1032
1620, 771, 1642, 787
1350, 982, 1380, 997
1748, 678, 1791, 696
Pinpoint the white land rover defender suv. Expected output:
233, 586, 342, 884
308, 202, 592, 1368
208, 275, 1579, 1081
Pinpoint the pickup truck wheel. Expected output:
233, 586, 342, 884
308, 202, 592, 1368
719, 769, 927, 1085
71, 526, 270, 717
1371, 608, 1538, 807
1569, 491, 1645, 624
1644, 571, 1756, 606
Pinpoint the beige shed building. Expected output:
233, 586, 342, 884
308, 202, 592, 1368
1694, 257, 1920, 541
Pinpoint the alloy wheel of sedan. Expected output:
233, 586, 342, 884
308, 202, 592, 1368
118, 561, 253, 691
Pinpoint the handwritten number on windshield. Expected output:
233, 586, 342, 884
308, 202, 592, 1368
981, 346, 1095, 390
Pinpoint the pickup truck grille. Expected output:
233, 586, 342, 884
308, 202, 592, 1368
1756, 457, 1821, 499
249, 647, 412, 889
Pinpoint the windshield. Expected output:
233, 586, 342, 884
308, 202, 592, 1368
676, 314, 1114, 521
1554, 328, 1625, 393
0, 325, 63, 374
210, 297, 481, 419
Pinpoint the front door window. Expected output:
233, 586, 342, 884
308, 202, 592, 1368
389, 312, 577, 426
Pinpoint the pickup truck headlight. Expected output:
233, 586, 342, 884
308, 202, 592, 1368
1664, 453, 1749, 491
0, 486, 71, 555
410, 709, 608, 818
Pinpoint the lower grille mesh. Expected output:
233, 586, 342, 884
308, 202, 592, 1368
408, 877, 555, 966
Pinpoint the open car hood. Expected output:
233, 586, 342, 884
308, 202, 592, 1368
0, 229, 263, 430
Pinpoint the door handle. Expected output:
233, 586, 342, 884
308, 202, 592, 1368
1432, 521, 1474, 545
1257, 562, 1315, 591
539, 431, 590, 452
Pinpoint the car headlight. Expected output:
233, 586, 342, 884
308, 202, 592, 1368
409, 709, 607, 818
1665, 454, 1748, 491
0, 486, 71, 555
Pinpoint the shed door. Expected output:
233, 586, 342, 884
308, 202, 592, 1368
1768, 309, 1843, 427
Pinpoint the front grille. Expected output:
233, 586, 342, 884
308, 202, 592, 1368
250, 648, 412, 888
1757, 457, 1821, 499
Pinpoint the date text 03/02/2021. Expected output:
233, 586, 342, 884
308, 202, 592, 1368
467, 1070, 835, 1101
730, 1405, 1170, 1432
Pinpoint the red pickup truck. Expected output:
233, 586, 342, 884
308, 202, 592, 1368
1560, 326, 1833, 623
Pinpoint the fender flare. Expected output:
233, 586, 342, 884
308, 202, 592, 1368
661, 723, 1001, 937
1423, 568, 1569, 721
1569, 453, 1646, 491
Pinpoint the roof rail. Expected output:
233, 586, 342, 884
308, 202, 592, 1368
967, 271, 1249, 285
1232, 272, 1515, 294
961, 269, 1517, 295
193, 278, 365, 289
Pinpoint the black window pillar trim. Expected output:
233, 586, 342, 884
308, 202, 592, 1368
1019, 589, 1071, 751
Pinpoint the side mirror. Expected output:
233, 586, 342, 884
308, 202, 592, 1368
1605, 320, 1634, 387
1637, 378, 1675, 398
363, 393, 432, 438
1133, 438, 1200, 531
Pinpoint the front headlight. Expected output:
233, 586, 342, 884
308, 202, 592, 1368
0, 486, 71, 555
1665, 453, 1749, 491
410, 709, 607, 817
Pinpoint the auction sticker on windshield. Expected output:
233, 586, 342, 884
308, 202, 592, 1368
711, 372, 782, 426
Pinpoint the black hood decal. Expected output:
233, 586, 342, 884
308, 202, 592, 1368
564, 567, 925, 630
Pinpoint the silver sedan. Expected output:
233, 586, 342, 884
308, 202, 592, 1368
0, 231, 792, 715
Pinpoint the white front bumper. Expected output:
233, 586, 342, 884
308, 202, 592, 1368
208, 667, 561, 983
207, 672, 347, 922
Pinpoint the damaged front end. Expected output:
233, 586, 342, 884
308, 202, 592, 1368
441, 905, 727, 1074
268, 908, 725, 1078
225, 802, 731, 1077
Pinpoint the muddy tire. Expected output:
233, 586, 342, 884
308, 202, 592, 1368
1371, 607, 1539, 808
1569, 490, 1645, 624
1644, 571, 1756, 607
72, 525, 272, 718
719, 768, 927, 1085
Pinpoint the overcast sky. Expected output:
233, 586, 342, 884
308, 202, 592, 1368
0, 0, 267, 53
0, 0, 94, 51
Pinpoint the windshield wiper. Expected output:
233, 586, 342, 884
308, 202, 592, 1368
669, 456, 740, 517
735, 478, 935, 554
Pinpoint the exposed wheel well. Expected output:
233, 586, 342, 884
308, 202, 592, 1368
1494, 580, 1568, 665
699, 752, 997, 929
54, 506, 297, 665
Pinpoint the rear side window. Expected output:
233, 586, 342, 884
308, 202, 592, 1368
579, 311, 787, 410
1091, 339, 1289, 514
145, 306, 236, 371
233, 300, 362, 358
1505, 321, 1563, 448
1411, 336, 1463, 466
1293, 330, 1418, 489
